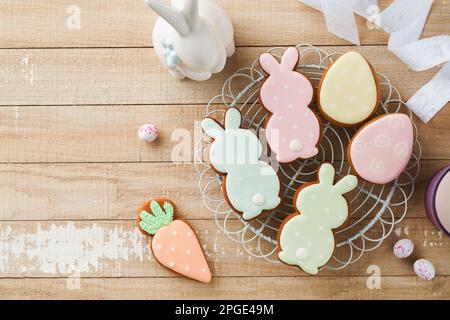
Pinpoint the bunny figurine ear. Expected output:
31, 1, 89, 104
280, 47, 299, 71
146, 0, 191, 36
182, 0, 200, 29
334, 175, 358, 195
201, 118, 223, 139
224, 108, 241, 130
259, 52, 280, 75
318, 163, 335, 186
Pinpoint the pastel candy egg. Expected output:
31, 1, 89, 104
425, 166, 450, 236
138, 124, 158, 143
349, 113, 413, 184
413, 259, 435, 281
393, 239, 414, 258
318, 51, 378, 126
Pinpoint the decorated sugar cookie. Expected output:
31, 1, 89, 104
348, 113, 413, 184
138, 199, 211, 283
277, 163, 358, 275
201, 108, 281, 220
260, 47, 321, 162
318, 51, 379, 126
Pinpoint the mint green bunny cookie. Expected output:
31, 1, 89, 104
278, 163, 358, 275
201, 108, 281, 220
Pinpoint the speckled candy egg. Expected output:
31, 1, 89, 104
138, 124, 158, 143
349, 113, 413, 184
393, 239, 414, 258
425, 165, 450, 236
414, 259, 435, 281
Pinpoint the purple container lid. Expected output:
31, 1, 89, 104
425, 165, 450, 236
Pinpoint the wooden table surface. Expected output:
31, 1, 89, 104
0, 0, 449, 300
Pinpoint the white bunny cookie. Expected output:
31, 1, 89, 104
277, 163, 358, 275
201, 108, 281, 220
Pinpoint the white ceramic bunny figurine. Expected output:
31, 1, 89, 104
146, 0, 235, 81
201, 108, 281, 220
277, 163, 358, 275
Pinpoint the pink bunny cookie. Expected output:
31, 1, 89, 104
259, 47, 321, 163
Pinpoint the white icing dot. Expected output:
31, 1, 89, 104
298, 90, 304, 95
318, 225, 324, 231
169, 262, 175, 267
311, 195, 317, 200
273, 96, 279, 101
185, 266, 190, 271
292, 124, 298, 130
202, 268, 207, 272
324, 208, 330, 213
284, 84, 289, 89
187, 232, 192, 237
277, 115, 283, 120
296, 248, 309, 261
186, 249, 191, 255
156, 244, 162, 251
295, 232, 301, 237
170, 246, 176, 252
289, 139, 302, 152
252, 193, 265, 206
172, 231, 177, 236
288, 104, 293, 109
349, 96, 357, 103
308, 133, 314, 139
334, 84, 341, 90
319, 254, 324, 259
307, 241, 312, 248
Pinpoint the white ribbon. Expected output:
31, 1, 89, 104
299, 0, 450, 123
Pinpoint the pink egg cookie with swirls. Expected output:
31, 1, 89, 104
259, 47, 321, 163
348, 113, 413, 184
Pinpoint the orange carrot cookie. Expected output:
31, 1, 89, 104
137, 199, 211, 283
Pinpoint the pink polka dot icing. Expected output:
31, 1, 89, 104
349, 113, 413, 184
259, 47, 321, 163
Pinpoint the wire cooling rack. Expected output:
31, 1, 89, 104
195, 44, 421, 270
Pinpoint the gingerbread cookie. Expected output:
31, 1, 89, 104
348, 113, 413, 185
138, 199, 211, 283
277, 163, 358, 275
201, 108, 281, 220
318, 51, 379, 126
259, 47, 321, 162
